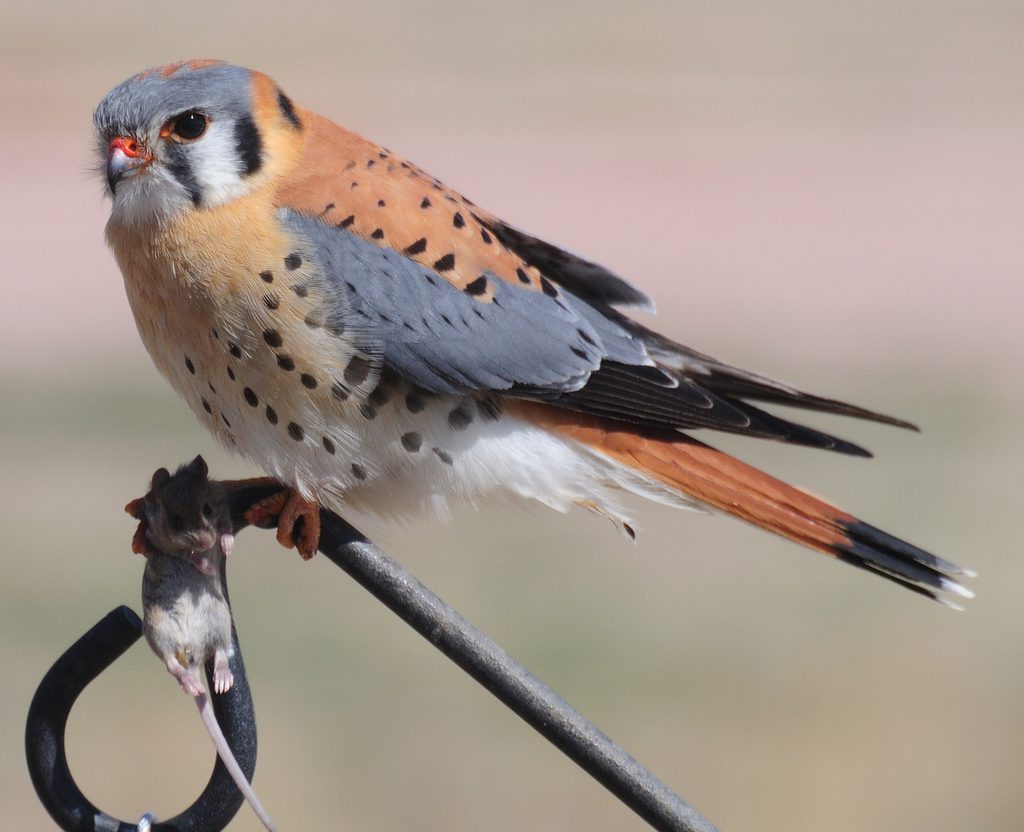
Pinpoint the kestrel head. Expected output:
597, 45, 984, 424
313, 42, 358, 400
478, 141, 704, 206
94, 60, 302, 224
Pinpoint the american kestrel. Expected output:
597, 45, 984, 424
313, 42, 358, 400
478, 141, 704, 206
94, 60, 971, 605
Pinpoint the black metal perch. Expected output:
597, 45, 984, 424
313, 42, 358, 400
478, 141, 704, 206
26, 478, 718, 832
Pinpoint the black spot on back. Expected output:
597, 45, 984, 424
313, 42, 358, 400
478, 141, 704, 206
453, 212, 465, 228
351, 463, 367, 481
287, 422, 304, 441
263, 329, 283, 348
322, 436, 336, 454
339, 215, 356, 229
276, 354, 295, 371
401, 432, 422, 452
420, 197, 432, 209
516, 267, 531, 284
260, 271, 274, 283
433, 253, 455, 272
464, 275, 488, 296
404, 238, 427, 255
284, 253, 302, 270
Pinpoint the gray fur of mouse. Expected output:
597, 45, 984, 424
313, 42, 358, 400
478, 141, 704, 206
139, 455, 277, 832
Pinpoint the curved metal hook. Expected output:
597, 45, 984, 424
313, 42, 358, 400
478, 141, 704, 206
25, 605, 257, 832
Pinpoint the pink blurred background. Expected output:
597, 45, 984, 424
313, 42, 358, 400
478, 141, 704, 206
1, 3, 1020, 830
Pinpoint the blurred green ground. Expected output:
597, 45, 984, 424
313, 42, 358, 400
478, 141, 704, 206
2, 2, 1022, 830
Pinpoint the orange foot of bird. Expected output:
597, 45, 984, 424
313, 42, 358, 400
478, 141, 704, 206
245, 488, 321, 559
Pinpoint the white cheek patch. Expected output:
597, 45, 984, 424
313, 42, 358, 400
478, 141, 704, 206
188, 121, 258, 208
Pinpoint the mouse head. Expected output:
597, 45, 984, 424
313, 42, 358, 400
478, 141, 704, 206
137, 455, 231, 573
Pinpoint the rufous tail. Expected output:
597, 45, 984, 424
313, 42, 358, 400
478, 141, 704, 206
521, 403, 973, 606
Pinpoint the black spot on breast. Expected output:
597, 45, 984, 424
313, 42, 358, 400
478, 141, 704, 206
265, 405, 278, 425
351, 463, 367, 481
453, 212, 465, 228
276, 354, 295, 371
284, 253, 302, 270
208, 382, 216, 394
371, 228, 384, 240
331, 382, 350, 401
540, 276, 559, 297
184, 355, 195, 374
201, 398, 212, 414
464, 276, 488, 296
322, 436, 336, 454
448, 405, 473, 430
404, 238, 427, 255
359, 404, 377, 420
228, 343, 242, 359
405, 392, 426, 413
516, 268, 531, 285
227, 366, 236, 381
420, 197, 432, 209
277, 90, 302, 129
234, 115, 263, 176
433, 253, 455, 272
293, 284, 309, 298
263, 329, 283, 348
368, 383, 391, 407
339, 215, 356, 229
287, 422, 304, 441
432, 447, 453, 465
344, 356, 371, 385
243, 387, 258, 407
300, 373, 318, 389
260, 271, 274, 283
401, 432, 422, 452
263, 293, 279, 310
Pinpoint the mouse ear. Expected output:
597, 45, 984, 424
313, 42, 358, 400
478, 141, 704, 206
189, 455, 209, 478
151, 467, 171, 488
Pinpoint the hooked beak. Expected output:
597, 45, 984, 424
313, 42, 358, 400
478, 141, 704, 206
107, 135, 152, 193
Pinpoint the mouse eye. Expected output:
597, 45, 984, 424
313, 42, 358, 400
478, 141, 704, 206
202, 503, 213, 517
165, 111, 208, 142
169, 514, 184, 532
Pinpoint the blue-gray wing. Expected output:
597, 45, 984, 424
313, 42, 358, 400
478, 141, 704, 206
283, 211, 654, 396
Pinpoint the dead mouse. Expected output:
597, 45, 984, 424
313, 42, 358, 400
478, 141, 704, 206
130, 455, 277, 831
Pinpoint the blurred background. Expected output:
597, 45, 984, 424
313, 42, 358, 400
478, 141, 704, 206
2, 1, 1020, 829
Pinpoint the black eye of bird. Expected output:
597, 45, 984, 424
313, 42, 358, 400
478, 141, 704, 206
168, 111, 208, 141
